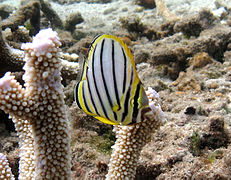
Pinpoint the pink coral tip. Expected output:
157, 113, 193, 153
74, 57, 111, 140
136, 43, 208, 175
0, 72, 14, 90
21, 28, 61, 53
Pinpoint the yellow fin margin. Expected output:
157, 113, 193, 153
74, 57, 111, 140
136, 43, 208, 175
95, 116, 119, 125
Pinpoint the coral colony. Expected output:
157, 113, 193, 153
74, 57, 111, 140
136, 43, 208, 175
106, 87, 165, 179
0, 28, 165, 179
0, 29, 71, 179
0, 153, 14, 179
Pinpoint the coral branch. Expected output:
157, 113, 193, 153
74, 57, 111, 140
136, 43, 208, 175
14, 116, 35, 179
0, 72, 36, 178
0, 1, 40, 35
39, 0, 63, 29
0, 28, 71, 179
155, 0, 180, 21
106, 87, 166, 179
0, 28, 79, 79
0, 29, 24, 77
0, 153, 14, 180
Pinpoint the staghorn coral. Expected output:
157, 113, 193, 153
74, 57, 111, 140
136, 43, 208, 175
0, 1, 40, 35
0, 153, 14, 180
10, 104, 35, 179
0, 27, 79, 79
0, 28, 71, 179
106, 87, 165, 179
0, 28, 24, 77
0, 0, 64, 35
39, 0, 63, 29
155, 0, 180, 22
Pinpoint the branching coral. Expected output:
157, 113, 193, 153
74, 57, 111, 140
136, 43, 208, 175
0, 1, 41, 35
0, 0, 63, 35
106, 87, 166, 179
0, 27, 79, 79
0, 28, 24, 77
0, 28, 71, 179
155, 0, 180, 21
11, 108, 35, 179
0, 28, 165, 180
0, 153, 14, 180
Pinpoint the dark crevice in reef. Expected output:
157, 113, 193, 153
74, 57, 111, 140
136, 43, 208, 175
0, 110, 16, 135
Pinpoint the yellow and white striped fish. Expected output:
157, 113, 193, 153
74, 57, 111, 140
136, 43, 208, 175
74, 34, 150, 125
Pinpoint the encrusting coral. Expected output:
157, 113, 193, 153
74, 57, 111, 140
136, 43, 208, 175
106, 87, 166, 179
0, 28, 71, 179
0, 153, 14, 180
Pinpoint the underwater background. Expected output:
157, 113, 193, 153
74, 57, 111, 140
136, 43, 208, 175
0, 0, 231, 179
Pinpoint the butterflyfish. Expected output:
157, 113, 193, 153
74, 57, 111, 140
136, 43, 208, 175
74, 34, 150, 125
